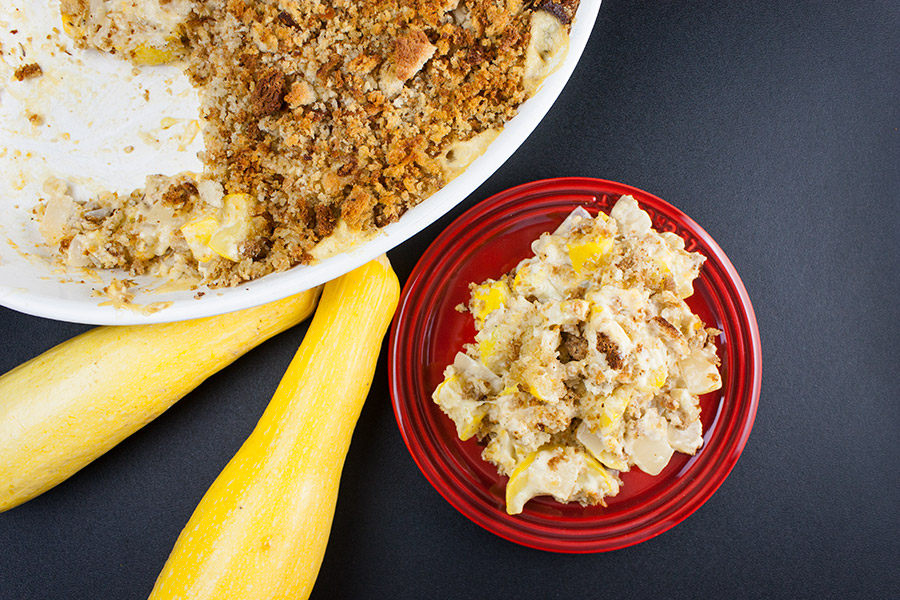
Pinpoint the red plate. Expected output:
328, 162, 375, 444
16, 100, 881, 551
389, 178, 761, 552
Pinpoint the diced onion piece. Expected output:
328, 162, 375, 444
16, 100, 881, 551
39, 194, 78, 245
452, 352, 502, 392
551, 207, 593, 236
610, 195, 652, 235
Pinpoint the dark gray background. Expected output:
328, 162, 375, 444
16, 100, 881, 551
1, 1, 898, 598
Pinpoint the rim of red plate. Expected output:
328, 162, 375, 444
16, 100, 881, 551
389, 177, 762, 553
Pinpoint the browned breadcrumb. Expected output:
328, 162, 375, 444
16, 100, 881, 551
392, 29, 436, 81
161, 180, 198, 206
596, 332, 623, 370
250, 68, 287, 117
652, 315, 682, 339
54, 0, 580, 289
13, 62, 43, 81
559, 329, 588, 362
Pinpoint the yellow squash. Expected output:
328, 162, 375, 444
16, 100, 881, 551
149, 256, 400, 600
0, 289, 319, 512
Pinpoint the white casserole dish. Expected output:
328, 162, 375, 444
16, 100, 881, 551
0, 0, 601, 324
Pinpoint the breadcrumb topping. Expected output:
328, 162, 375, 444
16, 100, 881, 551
45, 0, 580, 289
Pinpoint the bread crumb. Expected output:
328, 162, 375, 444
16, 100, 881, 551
13, 62, 43, 81
394, 29, 436, 81
49, 0, 581, 291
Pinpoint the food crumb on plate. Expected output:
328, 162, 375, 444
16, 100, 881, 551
13, 62, 43, 80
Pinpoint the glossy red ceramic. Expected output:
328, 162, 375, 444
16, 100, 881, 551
389, 178, 761, 552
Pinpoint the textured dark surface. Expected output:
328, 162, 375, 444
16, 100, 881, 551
1, 1, 898, 598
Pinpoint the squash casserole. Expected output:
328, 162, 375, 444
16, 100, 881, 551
41, 0, 581, 288
432, 197, 722, 514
